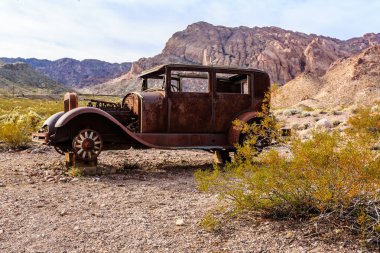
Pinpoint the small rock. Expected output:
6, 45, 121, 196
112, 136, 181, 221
372, 141, 380, 151
60, 210, 68, 216
71, 178, 79, 182
27, 179, 35, 184
74, 226, 80, 231
31, 148, 45, 154
285, 231, 294, 239
175, 219, 185, 226
59, 177, 69, 183
0, 182, 5, 187
315, 118, 332, 129
46, 177, 55, 182
0, 229, 4, 234
29, 170, 38, 177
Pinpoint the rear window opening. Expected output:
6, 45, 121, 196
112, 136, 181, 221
216, 73, 249, 94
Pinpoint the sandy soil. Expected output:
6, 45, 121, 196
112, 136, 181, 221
0, 146, 372, 252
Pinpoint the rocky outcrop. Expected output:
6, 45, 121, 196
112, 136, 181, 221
127, 22, 380, 86
273, 46, 380, 108
0, 57, 132, 88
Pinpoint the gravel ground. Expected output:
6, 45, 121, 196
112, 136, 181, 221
0, 146, 373, 252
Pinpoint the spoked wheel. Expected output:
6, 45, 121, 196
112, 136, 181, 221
72, 129, 103, 161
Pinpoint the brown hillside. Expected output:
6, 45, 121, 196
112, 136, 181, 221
273, 46, 380, 108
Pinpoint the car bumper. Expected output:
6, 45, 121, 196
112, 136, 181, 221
32, 132, 49, 144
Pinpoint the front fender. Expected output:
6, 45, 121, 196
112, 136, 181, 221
43, 111, 64, 134
55, 107, 161, 149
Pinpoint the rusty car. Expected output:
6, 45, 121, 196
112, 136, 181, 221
32, 64, 270, 163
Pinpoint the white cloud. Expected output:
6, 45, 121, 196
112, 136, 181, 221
0, 0, 378, 62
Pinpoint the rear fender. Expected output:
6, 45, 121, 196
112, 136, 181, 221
228, 111, 260, 146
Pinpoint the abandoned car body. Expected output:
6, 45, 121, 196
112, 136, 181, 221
32, 64, 270, 161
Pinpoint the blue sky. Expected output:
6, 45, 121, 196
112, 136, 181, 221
0, 0, 379, 63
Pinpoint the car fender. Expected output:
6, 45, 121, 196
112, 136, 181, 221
228, 111, 260, 146
43, 111, 64, 134
55, 107, 161, 148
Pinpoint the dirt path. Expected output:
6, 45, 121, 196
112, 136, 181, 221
0, 147, 370, 252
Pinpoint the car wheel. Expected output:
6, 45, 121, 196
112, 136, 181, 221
54, 146, 70, 155
72, 129, 103, 161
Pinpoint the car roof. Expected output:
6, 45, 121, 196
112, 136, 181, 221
138, 63, 266, 78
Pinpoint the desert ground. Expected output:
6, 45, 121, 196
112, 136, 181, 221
0, 137, 373, 252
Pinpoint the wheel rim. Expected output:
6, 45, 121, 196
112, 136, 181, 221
72, 129, 103, 161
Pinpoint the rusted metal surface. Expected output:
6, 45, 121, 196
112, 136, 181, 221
135, 133, 227, 148
139, 91, 167, 133
31, 132, 49, 143
63, 93, 78, 112
32, 64, 270, 158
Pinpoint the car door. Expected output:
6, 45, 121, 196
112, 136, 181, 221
212, 71, 253, 132
166, 68, 212, 133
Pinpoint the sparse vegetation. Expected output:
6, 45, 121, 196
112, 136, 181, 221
67, 167, 84, 177
195, 102, 380, 244
0, 97, 62, 148
200, 212, 220, 232
283, 108, 300, 116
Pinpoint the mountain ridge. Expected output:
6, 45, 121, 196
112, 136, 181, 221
0, 57, 132, 88
0, 62, 70, 95
90, 21, 380, 95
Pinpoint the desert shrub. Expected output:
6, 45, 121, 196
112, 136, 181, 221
195, 103, 380, 242
196, 131, 379, 213
283, 108, 300, 116
200, 212, 220, 232
0, 111, 43, 148
232, 91, 284, 160
67, 167, 84, 177
346, 104, 380, 142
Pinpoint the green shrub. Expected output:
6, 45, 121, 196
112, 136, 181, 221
0, 111, 43, 148
195, 103, 380, 242
283, 108, 300, 116
67, 167, 84, 177
200, 212, 220, 232
196, 131, 379, 213
346, 104, 379, 141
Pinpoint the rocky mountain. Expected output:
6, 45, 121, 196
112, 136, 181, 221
0, 57, 131, 88
90, 22, 380, 95
272, 46, 380, 108
0, 62, 69, 95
